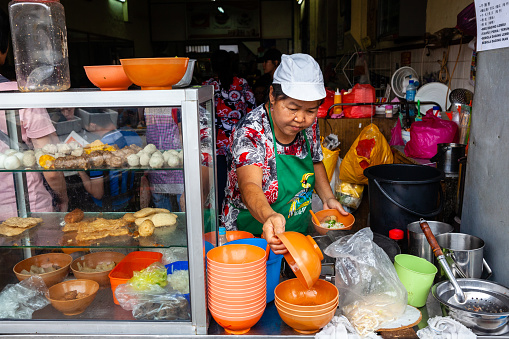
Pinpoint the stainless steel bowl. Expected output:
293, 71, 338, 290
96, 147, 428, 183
432, 278, 509, 335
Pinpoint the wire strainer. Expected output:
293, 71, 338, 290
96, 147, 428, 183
420, 219, 509, 335
449, 88, 474, 106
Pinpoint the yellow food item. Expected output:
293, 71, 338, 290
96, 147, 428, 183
39, 154, 55, 169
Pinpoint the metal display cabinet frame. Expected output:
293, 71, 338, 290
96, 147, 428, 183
0, 87, 215, 335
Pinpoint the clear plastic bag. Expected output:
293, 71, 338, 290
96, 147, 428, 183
335, 179, 364, 213
0, 275, 49, 319
115, 262, 190, 321
324, 228, 407, 336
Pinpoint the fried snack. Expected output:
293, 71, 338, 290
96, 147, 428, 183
78, 218, 127, 233
133, 207, 170, 218
62, 220, 89, 232
134, 216, 153, 226
151, 213, 177, 228
122, 213, 136, 223
3, 217, 43, 229
64, 209, 84, 223
76, 227, 129, 242
0, 224, 30, 236
138, 219, 155, 237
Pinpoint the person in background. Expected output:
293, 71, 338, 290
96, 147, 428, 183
79, 113, 142, 211
221, 54, 347, 254
0, 8, 68, 218
254, 48, 282, 105
202, 49, 255, 207
144, 106, 185, 212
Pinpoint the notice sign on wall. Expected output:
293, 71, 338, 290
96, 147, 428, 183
476, 0, 509, 51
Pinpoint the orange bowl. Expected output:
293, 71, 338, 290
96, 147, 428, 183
207, 244, 267, 267
312, 209, 355, 235
208, 291, 266, 307
204, 230, 255, 245
83, 65, 133, 91
13, 253, 72, 287
71, 251, 125, 286
210, 309, 264, 335
46, 279, 99, 315
120, 57, 188, 90
209, 280, 266, 295
208, 286, 266, 301
277, 232, 323, 289
206, 260, 266, 275
276, 304, 336, 334
274, 278, 339, 311
275, 298, 338, 316
209, 298, 266, 314
207, 272, 265, 286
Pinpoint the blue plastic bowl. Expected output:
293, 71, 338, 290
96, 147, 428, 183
226, 237, 268, 255
165, 261, 190, 303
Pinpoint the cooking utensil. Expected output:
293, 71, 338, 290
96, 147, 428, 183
309, 210, 321, 227
420, 218, 509, 335
449, 88, 473, 107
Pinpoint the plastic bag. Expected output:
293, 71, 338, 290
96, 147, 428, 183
342, 84, 376, 118
334, 179, 364, 213
339, 124, 393, 185
389, 118, 405, 146
324, 228, 407, 336
115, 262, 190, 321
0, 275, 49, 319
404, 114, 459, 159
317, 88, 335, 118
321, 135, 340, 182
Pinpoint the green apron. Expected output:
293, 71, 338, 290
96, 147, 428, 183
236, 106, 316, 235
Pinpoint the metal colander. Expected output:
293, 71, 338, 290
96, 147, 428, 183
432, 279, 509, 335
449, 88, 474, 106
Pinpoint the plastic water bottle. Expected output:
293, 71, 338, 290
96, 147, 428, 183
218, 227, 227, 246
406, 79, 417, 117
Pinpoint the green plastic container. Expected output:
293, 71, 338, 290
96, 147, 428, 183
394, 254, 437, 307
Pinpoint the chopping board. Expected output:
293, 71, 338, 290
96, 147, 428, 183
377, 305, 422, 338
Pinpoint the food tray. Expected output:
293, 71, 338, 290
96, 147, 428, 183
77, 108, 118, 129
52, 116, 83, 136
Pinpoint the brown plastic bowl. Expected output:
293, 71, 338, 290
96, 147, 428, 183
13, 253, 72, 287
83, 65, 133, 91
274, 278, 339, 311
276, 304, 336, 334
312, 209, 355, 235
71, 251, 125, 286
120, 57, 188, 90
276, 232, 323, 289
47, 279, 99, 315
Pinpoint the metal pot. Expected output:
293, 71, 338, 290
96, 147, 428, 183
407, 220, 453, 263
430, 143, 466, 176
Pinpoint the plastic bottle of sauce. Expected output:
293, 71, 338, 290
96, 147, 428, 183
389, 228, 407, 254
218, 226, 227, 246
8, 0, 71, 92
385, 105, 393, 118
333, 89, 342, 115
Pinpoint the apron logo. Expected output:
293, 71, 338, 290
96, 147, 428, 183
287, 173, 314, 218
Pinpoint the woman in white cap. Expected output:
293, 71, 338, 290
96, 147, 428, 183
221, 53, 347, 254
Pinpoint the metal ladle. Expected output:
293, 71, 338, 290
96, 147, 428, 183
419, 218, 466, 304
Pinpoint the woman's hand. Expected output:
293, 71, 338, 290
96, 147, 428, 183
262, 213, 288, 255
323, 197, 349, 216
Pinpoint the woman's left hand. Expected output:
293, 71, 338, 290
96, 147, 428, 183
323, 197, 349, 216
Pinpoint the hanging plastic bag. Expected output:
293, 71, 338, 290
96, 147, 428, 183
389, 118, 405, 146
342, 84, 376, 118
321, 134, 340, 182
404, 114, 459, 159
334, 179, 364, 213
324, 228, 407, 337
339, 124, 393, 185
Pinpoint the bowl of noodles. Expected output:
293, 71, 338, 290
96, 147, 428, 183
312, 209, 355, 235
71, 251, 125, 286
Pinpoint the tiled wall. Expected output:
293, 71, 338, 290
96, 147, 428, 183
383, 43, 476, 94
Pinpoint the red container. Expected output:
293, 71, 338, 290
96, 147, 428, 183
108, 251, 163, 305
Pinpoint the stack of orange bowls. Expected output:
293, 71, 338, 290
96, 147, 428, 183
274, 278, 339, 334
207, 244, 267, 334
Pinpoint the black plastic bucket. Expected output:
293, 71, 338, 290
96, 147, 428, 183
364, 164, 444, 237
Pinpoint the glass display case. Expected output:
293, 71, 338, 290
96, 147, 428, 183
0, 86, 215, 335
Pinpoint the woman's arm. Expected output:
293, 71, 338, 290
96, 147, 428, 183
237, 164, 287, 254
78, 171, 104, 200
32, 133, 69, 212
313, 161, 348, 214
